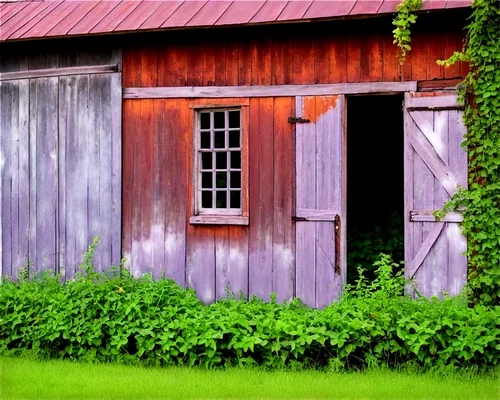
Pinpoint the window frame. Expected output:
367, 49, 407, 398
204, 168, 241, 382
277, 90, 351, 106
189, 98, 249, 225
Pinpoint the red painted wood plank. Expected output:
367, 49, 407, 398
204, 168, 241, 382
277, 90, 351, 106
68, 1, 121, 35
346, 35, 361, 82
8, 1, 61, 40
139, 1, 182, 30
314, 36, 330, 84
292, 37, 315, 84
410, 32, 427, 80
20, 1, 80, 39
328, 36, 347, 83
277, 0, 312, 20
91, 1, 141, 34
271, 36, 293, 85
304, 1, 355, 19
427, 32, 443, 80
114, 1, 164, 32
204, 41, 216, 85
47, 1, 99, 37
377, 0, 399, 13
238, 40, 252, 86
250, 0, 287, 23
161, 1, 207, 28
141, 47, 158, 87
122, 47, 143, 87
186, 0, 232, 27
157, 42, 187, 86
360, 34, 383, 82
186, 40, 204, 86
215, 1, 265, 25
214, 41, 226, 85
442, 31, 460, 79
381, 32, 400, 82
350, 0, 382, 16
225, 40, 239, 85
0, 1, 53, 40
251, 36, 271, 86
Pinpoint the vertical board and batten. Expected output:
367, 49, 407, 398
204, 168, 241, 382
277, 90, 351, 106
295, 95, 346, 308
0, 72, 122, 279
404, 92, 468, 297
122, 97, 295, 303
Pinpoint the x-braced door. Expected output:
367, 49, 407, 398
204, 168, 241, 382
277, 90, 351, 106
404, 92, 468, 297
295, 95, 346, 308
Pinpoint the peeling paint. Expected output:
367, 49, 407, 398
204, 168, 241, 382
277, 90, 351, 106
303, 95, 339, 124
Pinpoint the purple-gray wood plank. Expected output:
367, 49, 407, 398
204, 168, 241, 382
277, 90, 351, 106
0, 72, 122, 279
404, 93, 467, 298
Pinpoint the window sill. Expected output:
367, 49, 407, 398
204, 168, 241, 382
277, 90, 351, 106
189, 215, 249, 226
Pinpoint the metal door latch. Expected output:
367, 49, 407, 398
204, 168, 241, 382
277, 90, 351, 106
288, 117, 310, 124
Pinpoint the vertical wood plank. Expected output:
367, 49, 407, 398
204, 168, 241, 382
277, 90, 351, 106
204, 41, 216, 86
314, 36, 330, 84
238, 40, 252, 86
410, 32, 427, 81
329, 36, 347, 83
130, 100, 143, 275
271, 36, 293, 85
293, 38, 314, 85
403, 96, 415, 280
141, 47, 158, 87
347, 35, 361, 83
187, 40, 204, 86
361, 35, 383, 82
215, 226, 229, 298
122, 100, 135, 269
251, 37, 271, 86
427, 32, 443, 80
214, 42, 226, 86
382, 33, 400, 82
225, 40, 239, 86
248, 97, 274, 300
228, 226, 249, 299
272, 97, 295, 303
442, 31, 460, 79
158, 42, 187, 87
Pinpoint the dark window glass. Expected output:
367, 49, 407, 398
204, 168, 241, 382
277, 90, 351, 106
216, 191, 227, 208
230, 151, 241, 169
201, 131, 210, 149
214, 112, 225, 129
230, 171, 241, 189
216, 152, 227, 169
214, 131, 225, 148
229, 111, 240, 128
201, 172, 212, 189
229, 131, 240, 148
201, 152, 212, 169
200, 113, 210, 129
201, 191, 212, 208
230, 191, 240, 208
216, 172, 227, 188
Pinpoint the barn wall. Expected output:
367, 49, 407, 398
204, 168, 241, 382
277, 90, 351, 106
123, 97, 295, 303
122, 13, 468, 88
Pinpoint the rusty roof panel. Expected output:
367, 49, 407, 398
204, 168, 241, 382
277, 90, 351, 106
304, 1, 355, 19
0, 0, 472, 42
215, 1, 265, 25
91, 1, 141, 34
186, 0, 232, 26
250, 1, 287, 23
47, 1, 99, 37
350, 0, 382, 16
277, 1, 312, 21
161, 0, 207, 28
139, 1, 182, 29
115, 1, 164, 32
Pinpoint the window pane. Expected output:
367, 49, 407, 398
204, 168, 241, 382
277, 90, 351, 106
216, 172, 227, 188
201, 131, 210, 149
214, 112, 225, 129
216, 191, 227, 208
229, 111, 240, 128
201, 191, 212, 208
230, 191, 240, 209
216, 152, 227, 169
201, 152, 212, 169
229, 131, 240, 148
200, 113, 210, 129
201, 172, 212, 188
230, 151, 241, 169
214, 131, 225, 148
230, 171, 241, 189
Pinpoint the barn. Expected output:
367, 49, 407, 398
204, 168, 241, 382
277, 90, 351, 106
0, 0, 471, 307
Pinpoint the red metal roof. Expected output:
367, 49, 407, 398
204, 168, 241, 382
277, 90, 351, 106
0, 0, 472, 42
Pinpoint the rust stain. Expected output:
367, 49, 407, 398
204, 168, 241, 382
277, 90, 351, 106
302, 95, 339, 124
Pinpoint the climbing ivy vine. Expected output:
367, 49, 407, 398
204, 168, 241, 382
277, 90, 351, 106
392, 0, 422, 64
394, 0, 499, 306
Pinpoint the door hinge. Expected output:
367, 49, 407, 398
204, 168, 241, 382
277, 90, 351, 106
291, 216, 307, 222
288, 117, 310, 124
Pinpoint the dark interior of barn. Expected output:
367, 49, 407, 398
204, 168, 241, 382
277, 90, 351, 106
346, 94, 405, 283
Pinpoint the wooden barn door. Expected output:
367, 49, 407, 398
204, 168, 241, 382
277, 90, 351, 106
295, 95, 346, 308
0, 72, 121, 279
404, 92, 468, 297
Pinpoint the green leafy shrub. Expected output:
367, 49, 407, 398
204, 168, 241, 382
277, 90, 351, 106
1, 243, 498, 370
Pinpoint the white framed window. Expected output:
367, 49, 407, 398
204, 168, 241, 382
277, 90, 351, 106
189, 99, 249, 225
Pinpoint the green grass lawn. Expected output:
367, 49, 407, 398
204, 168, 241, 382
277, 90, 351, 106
1, 357, 498, 400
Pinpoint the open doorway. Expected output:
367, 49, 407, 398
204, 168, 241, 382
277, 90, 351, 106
346, 94, 405, 284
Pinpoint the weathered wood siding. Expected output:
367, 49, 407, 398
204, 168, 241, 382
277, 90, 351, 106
123, 97, 295, 303
0, 71, 122, 279
404, 92, 468, 297
122, 14, 467, 88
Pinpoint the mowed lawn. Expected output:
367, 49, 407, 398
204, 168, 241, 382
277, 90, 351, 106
1, 357, 498, 400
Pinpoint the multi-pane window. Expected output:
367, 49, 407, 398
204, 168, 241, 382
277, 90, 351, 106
197, 109, 242, 214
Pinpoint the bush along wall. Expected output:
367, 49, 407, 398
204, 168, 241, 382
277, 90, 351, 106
1, 254, 498, 370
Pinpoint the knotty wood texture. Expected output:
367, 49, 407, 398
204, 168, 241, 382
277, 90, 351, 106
123, 97, 295, 303
404, 93, 468, 298
0, 72, 122, 279
122, 16, 467, 88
